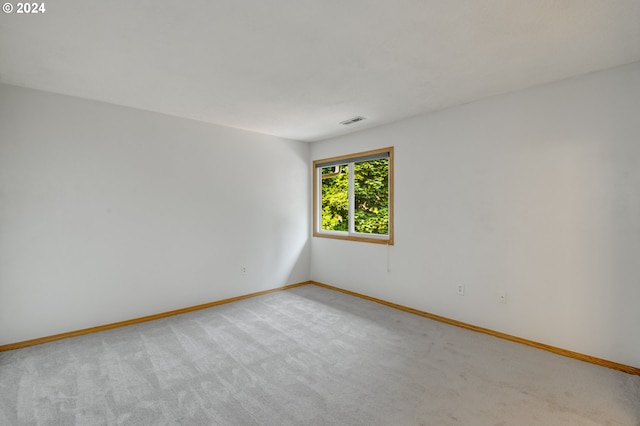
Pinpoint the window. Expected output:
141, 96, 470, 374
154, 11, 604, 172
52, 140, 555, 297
313, 147, 394, 244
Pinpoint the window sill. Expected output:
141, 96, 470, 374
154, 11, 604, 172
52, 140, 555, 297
313, 231, 394, 245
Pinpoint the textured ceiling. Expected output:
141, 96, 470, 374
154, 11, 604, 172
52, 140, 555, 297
1, 0, 639, 141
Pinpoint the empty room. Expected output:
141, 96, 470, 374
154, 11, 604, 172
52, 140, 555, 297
1, 1, 640, 424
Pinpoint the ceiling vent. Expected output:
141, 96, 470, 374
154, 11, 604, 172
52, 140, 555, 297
340, 116, 366, 125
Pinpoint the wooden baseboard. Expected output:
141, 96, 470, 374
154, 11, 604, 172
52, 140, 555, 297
0, 281, 311, 352
3, 279, 638, 376
309, 281, 640, 377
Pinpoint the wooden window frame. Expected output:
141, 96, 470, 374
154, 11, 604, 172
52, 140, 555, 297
313, 147, 394, 245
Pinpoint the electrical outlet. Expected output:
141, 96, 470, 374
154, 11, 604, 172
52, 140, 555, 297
498, 291, 507, 304
240, 265, 247, 275
456, 284, 465, 296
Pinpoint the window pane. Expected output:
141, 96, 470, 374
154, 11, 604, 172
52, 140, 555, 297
321, 164, 349, 231
354, 159, 389, 235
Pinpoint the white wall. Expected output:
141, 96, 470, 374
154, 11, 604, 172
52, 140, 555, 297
3, 62, 639, 369
0, 84, 310, 345
310, 62, 640, 368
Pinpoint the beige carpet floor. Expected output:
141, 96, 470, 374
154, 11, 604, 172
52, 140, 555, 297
1, 284, 639, 425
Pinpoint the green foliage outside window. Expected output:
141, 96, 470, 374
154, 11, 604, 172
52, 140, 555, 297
321, 165, 349, 231
321, 159, 389, 234
354, 159, 389, 234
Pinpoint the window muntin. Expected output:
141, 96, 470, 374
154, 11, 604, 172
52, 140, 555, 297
313, 147, 394, 245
